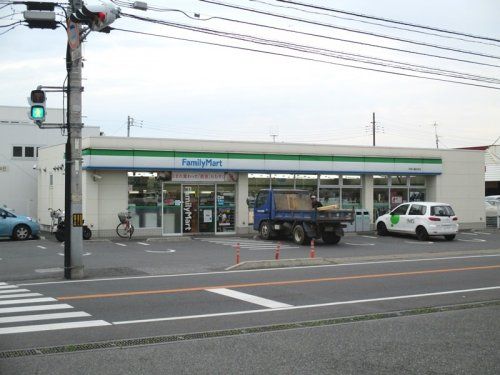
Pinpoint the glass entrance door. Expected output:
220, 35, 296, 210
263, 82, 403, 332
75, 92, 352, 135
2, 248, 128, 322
162, 183, 182, 235
198, 185, 215, 233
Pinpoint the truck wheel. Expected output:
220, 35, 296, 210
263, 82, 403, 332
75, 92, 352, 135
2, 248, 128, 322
259, 221, 273, 240
322, 231, 341, 245
292, 225, 308, 245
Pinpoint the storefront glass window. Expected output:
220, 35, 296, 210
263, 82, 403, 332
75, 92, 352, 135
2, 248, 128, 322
342, 175, 361, 186
319, 188, 340, 207
390, 188, 408, 209
342, 188, 361, 209
320, 174, 339, 186
409, 189, 426, 202
271, 174, 294, 189
374, 188, 390, 219
128, 172, 161, 228
216, 184, 235, 233
410, 175, 426, 186
294, 174, 318, 195
391, 176, 407, 186
373, 175, 389, 186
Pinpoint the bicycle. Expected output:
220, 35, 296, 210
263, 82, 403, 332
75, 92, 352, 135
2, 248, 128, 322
116, 211, 134, 239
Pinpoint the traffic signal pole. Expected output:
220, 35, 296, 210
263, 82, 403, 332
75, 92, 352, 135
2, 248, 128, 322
65, 0, 84, 279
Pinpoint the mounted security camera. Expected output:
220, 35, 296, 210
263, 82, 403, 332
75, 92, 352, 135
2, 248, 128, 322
33, 164, 37, 170
92, 174, 102, 181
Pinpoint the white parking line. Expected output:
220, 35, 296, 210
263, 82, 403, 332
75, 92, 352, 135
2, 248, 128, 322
36, 268, 64, 274
458, 239, 486, 243
472, 232, 491, 235
138, 242, 150, 246
461, 233, 478, 236
345, 243, 375, 246
37, 245, 47, 250
58, 252, 91, 256
113, 286, 500, 325
207, 288, 292, 309
361, 235, 378, 239
115, 243, 127, 247
144, 249, 176, 254
405, 241, 434, 244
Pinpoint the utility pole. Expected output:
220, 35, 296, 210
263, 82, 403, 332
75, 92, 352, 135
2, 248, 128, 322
372, 112, 376, 146
433, 122, 439, 149
127, 116, 142, 137
65, 0, 84, 279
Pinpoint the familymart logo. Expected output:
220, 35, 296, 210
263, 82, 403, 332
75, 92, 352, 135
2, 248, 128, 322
181, 158, 223, 168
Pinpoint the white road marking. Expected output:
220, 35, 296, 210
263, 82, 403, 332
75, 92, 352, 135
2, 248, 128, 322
37, 245, 47, 249
458, 239, 486, 243
405, 241, 434, 244
0, 311, 91, 324
345, 243, 375, 246
0, 285, 18, 289
113, 285, 500, 325
0, 297, 56, 306
115, 243, 127, 247
18, 253, 500, 287
0, 293, 42, 300
0, 287, 21, 292
472, 231, 491, 235
144, 249, 176, 254
0, 304, 74, 314
0, 320, 111, 335
461, 232, 478, 236
58, 252, 91, 256
207, 288, 292, 309
0, 283, 6, 286
35, 268, 64, 274
361, 235, 378, 239
138, 242, 150, 246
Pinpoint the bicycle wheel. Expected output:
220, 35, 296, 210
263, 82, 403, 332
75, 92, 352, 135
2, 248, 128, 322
116, 223, 129, 238
128, 224, 135, 239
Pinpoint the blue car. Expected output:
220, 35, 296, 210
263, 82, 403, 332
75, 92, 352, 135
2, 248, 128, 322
0, 207, 40, 240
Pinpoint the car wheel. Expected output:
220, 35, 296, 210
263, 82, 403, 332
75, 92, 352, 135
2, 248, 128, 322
444, 234, 456, 241
377, 222, 389, 236
259, 221, 273, 240
13, 224, 31, 241
322, 231, 341, 245
416, 226, 429, 241
292, 225, 309, 245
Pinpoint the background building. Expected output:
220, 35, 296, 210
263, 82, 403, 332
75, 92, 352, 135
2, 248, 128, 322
0, 105, 100, 218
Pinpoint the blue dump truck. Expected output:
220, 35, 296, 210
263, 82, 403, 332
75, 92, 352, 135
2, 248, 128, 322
253, 189, 354, 245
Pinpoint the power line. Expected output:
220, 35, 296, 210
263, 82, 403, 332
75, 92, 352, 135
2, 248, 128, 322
120, 13, 500, 86
199, 0, 500, 60
249, 0, 500, 48
112, 25, 500, 90
274, 0, 500, 44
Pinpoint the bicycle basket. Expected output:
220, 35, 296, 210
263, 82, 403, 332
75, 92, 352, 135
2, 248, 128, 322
118, 212, 130, 224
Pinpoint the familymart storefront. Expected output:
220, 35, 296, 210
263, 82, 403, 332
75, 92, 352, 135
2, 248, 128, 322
37, 137, 486, 237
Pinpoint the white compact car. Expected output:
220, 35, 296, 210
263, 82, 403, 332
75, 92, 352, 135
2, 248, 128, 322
376, 202, 459, 241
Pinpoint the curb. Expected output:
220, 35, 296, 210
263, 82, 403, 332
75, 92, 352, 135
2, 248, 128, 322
226, 257, 336, 271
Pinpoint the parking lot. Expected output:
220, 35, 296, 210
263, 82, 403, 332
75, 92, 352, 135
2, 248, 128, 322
1, 229, 499, 283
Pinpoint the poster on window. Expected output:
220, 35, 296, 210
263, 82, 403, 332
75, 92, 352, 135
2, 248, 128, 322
203, 209, 213, 223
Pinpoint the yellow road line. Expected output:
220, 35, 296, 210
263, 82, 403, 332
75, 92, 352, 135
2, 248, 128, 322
58, 264, 500, 301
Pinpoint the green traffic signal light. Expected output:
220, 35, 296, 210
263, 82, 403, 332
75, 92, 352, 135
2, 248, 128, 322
31, 105, 45, 120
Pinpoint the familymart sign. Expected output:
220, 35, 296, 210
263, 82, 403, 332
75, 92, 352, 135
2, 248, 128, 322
82, 149, 442, 174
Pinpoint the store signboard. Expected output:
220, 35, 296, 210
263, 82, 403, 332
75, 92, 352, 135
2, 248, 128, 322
172, 172, 226, 182
83, 149, 443, 175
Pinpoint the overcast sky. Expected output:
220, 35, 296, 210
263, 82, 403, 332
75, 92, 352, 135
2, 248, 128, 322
1, 0, 499, 149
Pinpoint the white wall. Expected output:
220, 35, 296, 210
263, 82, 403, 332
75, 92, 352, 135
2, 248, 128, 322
1, 105, 100, 218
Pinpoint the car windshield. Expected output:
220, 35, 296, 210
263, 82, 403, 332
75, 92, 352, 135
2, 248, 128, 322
431, 205, 455, 216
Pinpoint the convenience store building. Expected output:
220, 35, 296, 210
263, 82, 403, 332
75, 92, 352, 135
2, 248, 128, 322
37, 136, 486, 237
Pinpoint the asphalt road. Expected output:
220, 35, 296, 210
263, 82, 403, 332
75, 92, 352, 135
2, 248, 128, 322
0, 230, 499, 374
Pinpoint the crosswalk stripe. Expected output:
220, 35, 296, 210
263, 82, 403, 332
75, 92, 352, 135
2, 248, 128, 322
0, 283, 6, 286
0, 293, 42, 300
0, 288, 26, 294
0, 297, 56, 306
0, 320, 111, 335
0, 285, 17, 289
0, 311, 91, 324
0, 304, 74, 314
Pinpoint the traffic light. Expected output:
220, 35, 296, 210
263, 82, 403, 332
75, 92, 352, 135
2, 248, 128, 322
28, 89, 46, 123
70, 0, 120, 32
